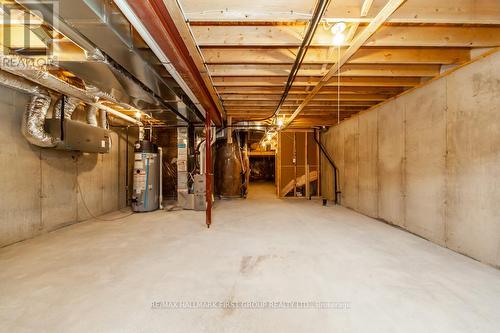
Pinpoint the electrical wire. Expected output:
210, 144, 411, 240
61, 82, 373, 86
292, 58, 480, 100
337, 44, 341, 124
234, 0, 332, 124
76, 179, 134, 222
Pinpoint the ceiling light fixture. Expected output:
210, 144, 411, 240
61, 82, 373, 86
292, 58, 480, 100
331, 22, 347, 34
332, 33, 345, 46
331, 21, 347, 46
277, 118, 284, 128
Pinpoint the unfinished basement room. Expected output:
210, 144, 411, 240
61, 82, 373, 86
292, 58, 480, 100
1, 0, 500, 332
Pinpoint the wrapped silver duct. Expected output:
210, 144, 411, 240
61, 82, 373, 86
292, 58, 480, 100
54, 96, 81, 119
0, 70, 46, 97
86, 104, 99, 127
21, 90, 57, 148
0, 70, 56, 147
1, 55, 144, 143
99, 109, 107, 129
0, 55, 96, 104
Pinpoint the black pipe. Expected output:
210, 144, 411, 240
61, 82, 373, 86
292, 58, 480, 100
313, 129, 340, 205
236, 0, 331, 123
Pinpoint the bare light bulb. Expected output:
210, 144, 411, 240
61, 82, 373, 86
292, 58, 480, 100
277, 118, 284, 127
331, 22, 347, 34
135, 111, 142, 119
332, 33, 345, 46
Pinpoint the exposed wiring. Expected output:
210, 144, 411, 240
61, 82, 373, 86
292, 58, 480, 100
76, 179, 134, 222
337, 44, 341, 124
233, 0, 332, 125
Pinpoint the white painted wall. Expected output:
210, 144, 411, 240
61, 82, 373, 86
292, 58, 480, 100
0, 86, 133, 247
321, 51, 500, 267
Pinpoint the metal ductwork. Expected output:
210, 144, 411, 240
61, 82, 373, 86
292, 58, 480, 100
0, 54, 145, 150
17, 0, 203, 125
0, 71, 56, 147
0, 55, 97, 104
86, 105, 99, 127
23, 91, 56, 148
113, 0, 223, 126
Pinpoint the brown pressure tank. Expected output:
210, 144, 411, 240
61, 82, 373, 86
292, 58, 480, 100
214, 139, 243, 197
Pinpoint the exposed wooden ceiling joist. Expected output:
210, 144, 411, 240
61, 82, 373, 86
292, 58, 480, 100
285, 0, 407, 127
181, 0, 500, 24
208, 64, 440, 77
212, 76, 423, 87
222, 95, 388, 102
201, 47, 471, 65
191, 25, 500, 48
222, 100, 377, 106
217, 86, 405, 94
175, 0, 500, 128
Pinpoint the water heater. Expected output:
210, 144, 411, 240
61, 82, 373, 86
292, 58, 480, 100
132, 141, 160, 212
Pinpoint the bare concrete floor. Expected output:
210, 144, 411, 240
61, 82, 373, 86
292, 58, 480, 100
1, 183, 500, 332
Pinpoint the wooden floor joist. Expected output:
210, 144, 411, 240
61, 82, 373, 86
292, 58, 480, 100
284, 0, 407, 128
191, 25, 500, 48
173, 0, 500, 127
201, 47, 471, 65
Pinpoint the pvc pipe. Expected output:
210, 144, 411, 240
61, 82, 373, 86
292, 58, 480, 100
94, 103, 144, 141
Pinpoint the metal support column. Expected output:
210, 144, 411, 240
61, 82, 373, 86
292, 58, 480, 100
205, 113, 212, 228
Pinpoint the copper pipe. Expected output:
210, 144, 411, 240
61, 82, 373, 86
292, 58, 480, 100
123, 0, 223, 126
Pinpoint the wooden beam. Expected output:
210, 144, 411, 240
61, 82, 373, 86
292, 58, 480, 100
184, 0, 500, 24
223, 100, 377, 107
286, 0, 407, 127
161, 0, 226, 119
227, 110, 364, 115
224, 105, 368, 110
191, 25, 500, 47
360, 0, 375, 17
221, 94, 389, 101
202, 47, 470, 65
212, 76, 422, 87
345, 0, 374, 52
208, 64, 440, 77
123, 0, 223, 125
216, 86, 405, 94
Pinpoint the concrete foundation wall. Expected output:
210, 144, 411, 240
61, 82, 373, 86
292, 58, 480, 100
0, 85, 133, 247
321, 51, 500, 267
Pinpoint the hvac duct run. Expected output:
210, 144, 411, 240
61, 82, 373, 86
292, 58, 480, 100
132, 140, 161, 212
0, 55, 145, 151
23, 91, 55, 147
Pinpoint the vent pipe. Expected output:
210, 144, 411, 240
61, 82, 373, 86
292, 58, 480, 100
94, 103, 144, 141
0, 71, 57, 147
86, 104, 99, 127
22, 91, 56, 147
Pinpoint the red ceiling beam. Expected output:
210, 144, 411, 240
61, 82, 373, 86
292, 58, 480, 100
125, 0, 223, 126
